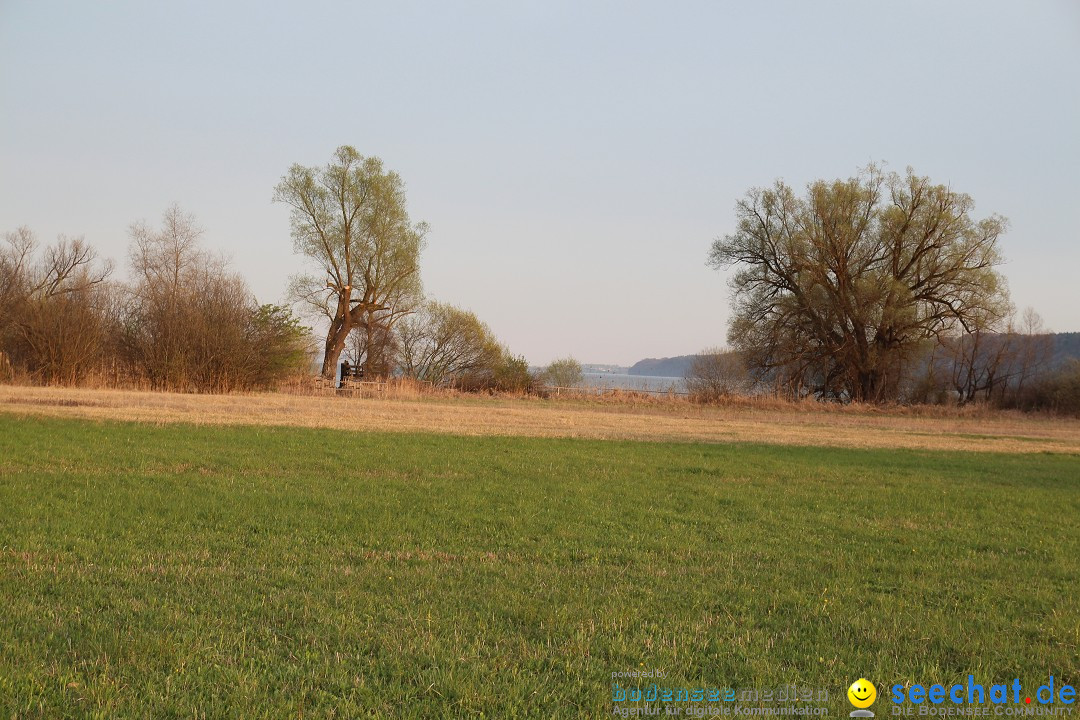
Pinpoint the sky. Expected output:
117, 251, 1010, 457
2, 1, 1078, 366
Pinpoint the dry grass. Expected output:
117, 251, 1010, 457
3, 383, 1079, 454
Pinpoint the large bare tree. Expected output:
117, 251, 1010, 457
274, 146, 426, 378
709, 166, 1009, 402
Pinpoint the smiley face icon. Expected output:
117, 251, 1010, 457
848, 678, 877, 708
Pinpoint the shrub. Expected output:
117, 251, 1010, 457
684, 348, 751, 401
542, 357, 583, 388
493, 352, 532, 393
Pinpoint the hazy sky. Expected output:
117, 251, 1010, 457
2, 1, 1078, 366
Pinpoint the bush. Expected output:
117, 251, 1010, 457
245, 304, 315, 389
0, 210, 315, 393
542, 357, 583, 388
0, 229, 115, 385
684, 348, 750, 401
493, 352, 533, 393
119, 206, 315, 392
1026, 360, 1080, 416
395, 301, 502, 387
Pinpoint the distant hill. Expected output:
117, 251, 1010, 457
628, 332, 1080, 378
1051, 332, 1080, 368
627, 355, 695, 378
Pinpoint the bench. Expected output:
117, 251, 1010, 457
338, 362, 364, 388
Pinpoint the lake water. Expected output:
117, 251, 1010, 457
581, 372, 686, 392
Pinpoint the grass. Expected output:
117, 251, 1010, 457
0, 414, 1078, 718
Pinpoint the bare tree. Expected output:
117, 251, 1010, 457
0, 227, 36, 318
0, 227, 114, 384
1012, 308, 1052, 403
950, 308, 1054, 405
345, 318, 398, 377
125, 206, 217, 388
125, 206, 309, 392
909, 306, 1053, 406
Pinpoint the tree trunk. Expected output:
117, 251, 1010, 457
320, 294, 353, 379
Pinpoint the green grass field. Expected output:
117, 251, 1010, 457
1, 414, 1078, 718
